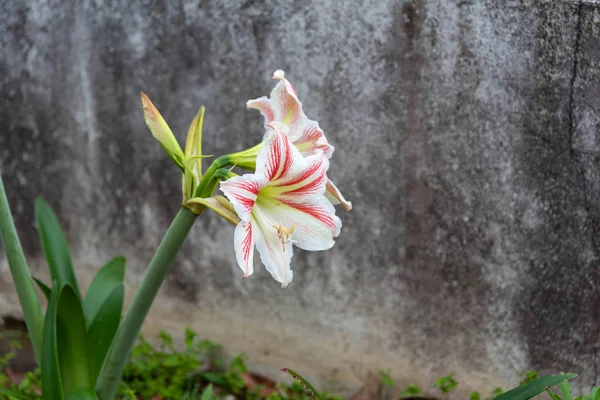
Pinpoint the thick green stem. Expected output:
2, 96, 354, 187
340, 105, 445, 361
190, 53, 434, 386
0, 176, 44, 366
95, 207, 198, 400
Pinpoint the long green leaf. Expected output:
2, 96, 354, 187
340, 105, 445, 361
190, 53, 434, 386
33, 277, 51, 301
88, 285, 124, 383
56, 285, 93, 395
0, 388, 35, 400
83, 256, 125, 329
589, 387, 600, 400
560, 379, 573, 400
0, 176, 44, 366
64, 388, 99, 400
41, 283, 63, 400
494, 374, 577, 400
546, 389, 562, 400
35, 197, 80, 297
200, 384, 214, 400
281, 368, 322, 400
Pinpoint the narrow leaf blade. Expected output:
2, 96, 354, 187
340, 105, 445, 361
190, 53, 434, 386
41, 284, 64, 400
83, 256, 125, 329
0, 177, 44, 366
57, 285, 93, 394
494, 374, 577, 400
88, 285, 124, 383
547, 389, 562, 400
200, 384, 213, 400
560, 380, 573, 400
282, 368, 322, 400
34, 277, 51, 301
65, 388, 99, 400
35, 198, 80, 297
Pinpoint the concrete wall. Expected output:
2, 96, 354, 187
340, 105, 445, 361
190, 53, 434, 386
1, 0, 599, 396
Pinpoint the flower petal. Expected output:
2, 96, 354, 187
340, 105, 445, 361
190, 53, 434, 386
289, 119, 335, 159
271, 152, 329, 203
247, 96, 275, 124
325, 179, 353, 211
255, 125, 299, 182
258, 195, 341, 251
271, 70, 303, 126
220, 175, 268, 221
234, 221, 255, 278
252, 205, 294, 287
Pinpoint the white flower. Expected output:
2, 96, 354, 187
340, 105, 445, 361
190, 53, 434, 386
247, 70, 352, 211
220, 124, 341, 287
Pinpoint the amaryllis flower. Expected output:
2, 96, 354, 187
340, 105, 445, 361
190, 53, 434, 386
247, 70, 352, 211
220, 124, 342, 287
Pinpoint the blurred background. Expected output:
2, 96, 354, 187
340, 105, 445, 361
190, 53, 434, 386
1, 0, 599, 397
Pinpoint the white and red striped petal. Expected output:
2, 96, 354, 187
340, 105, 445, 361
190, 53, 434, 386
258, 195, 340, 252
289, 119, 335, 159
246, 96, 275, 124
220, 175, 269, 221
271, 153, 329, 202
255, 125, 298, 182
325, 179, 353, 212
234, 220, 255, 278
270, 70, 303, 126
252, 205, 294, 287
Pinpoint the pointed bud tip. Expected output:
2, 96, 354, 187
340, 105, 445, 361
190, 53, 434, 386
273, 70, 285, 80
140, 92, 159, 122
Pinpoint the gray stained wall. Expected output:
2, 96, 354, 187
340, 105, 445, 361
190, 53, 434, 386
0, 0, 599, 396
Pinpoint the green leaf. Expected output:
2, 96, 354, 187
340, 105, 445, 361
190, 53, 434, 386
200, 384, 214, 400
56, 285, 93, 395
88, 285, 124, 383
547, 389, 562, 400
281, 368, 322, 400
434, 374, 458, 393
35, 198, 80, 297
560, 380, 573, 400
402, 384, 422, 396
83, 256, 125, 329
163, 354, 181, 367
198, 372, 228, 386
0, 387, 35, 400
64, 388, 99, 400
589, 387, 600, 400
41, 283, 64, 400
34, 277, 51, 301
0, 177, 44, 366
494, 374, 577, 400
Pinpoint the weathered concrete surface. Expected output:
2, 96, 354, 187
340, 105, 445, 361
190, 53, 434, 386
0, 0, 599, 396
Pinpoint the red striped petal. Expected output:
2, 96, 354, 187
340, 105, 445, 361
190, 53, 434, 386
291, 120, 335, 159
234, 221, 254, 278
271, 70, 303, 126
275, 155, 328, 199
220, 175, 266, 221
260, 127, 295, 182
247, 96, 275, 123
